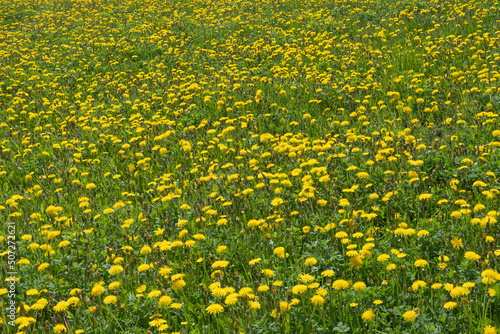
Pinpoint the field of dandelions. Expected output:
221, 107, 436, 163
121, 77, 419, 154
1, 0, 500, 333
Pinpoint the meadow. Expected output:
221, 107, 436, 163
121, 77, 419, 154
1, 0, 500, 332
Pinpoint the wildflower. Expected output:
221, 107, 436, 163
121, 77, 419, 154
206, 304, 224, 315
225, 294, 238, 305
262, 269, 274, 277
211, 261, 229, 269
140, 245, 151, 255
377, 254, 390, 262
444, 302, 458, 309
464, 252, 481, 261
414, 259, 428, 267
90, 283, 105, 297
258, 285, 269, 292
350, 256, 363, 268
249, 301, 261, 310
109, 282, 121, 291
321, 270, 335, 277
53, 301, 69, 312
138, 263, 151, 272
332, 279, 350, 290
361, 309, 375, 322
279, 301, 290, 312
311, 295, 325, 306
159, 295, 172, 306
450, 286, 470, 298
386, 263, 397, 271
148, 290, 162, 298
299, 273, 315, 283
292, 285, 308, 295
108, 265, 124, 275
353, 281, 366, 291
411, 280, 427, 292
171, 279, 186, 291
54, 324, 67, 333
304, 257, 317, 266
451, 237, 464, 249
403, 310, 417, 322
484, 326, 498, 334
103, 295, 118, 305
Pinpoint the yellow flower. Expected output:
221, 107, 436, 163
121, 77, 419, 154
321, 270, 335, 277
451, 237, 464, 248
171, 279, 186, 291
279, 301, 290, 312
361, 309, 375, 322
53, 301, 69, 312
304, 257, 317, 266
138, 263, 151, 272
206, 303, 224, 315
484, 326, 498, 334
353, 281, 366, 291
211, 260, 229, 269
332, 279, 349, 290
109, 282, 121, 291
108, 265, 124, 275
159, 295, 172, 306
350, 256, 363, 268
249, 301, 261, 310
414, 259, 428, 267
17, 258, 30, 266
258, 285, 270, 292
310, 295, 325, 306
403, 310, 417, 322
216, 245, 227, 253
271, 198, 284, 206
464, 252, 481, 261
292, 284, 308, 295
46, 205, 63, 216
54, 324, 67, 333
444, 302, 458, 309
140, 245, 152, 255
103, 295, 118, 305
419, 193, 432, 201
377, 254, 390, 262
298, 274, 315, 283
411, 280, 427, 292
90, 283, 105, 297
148, 290, 162, 298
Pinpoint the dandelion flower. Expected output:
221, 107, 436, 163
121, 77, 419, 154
249, 301, 261, 310
103, 295, 118, 305
311, 295, 325, 306
353, 281, 366, 291
332, 279, 350, 290
484, 326, 497, 334
444, 302, 458, 309
304, 257, 317, 266
53, 301, 69, 312
292, 284, 308, 295
108, 265, 124, 275
54, 324, 67, 333
464, 252, 481, 261
206, 303, 224, 315
361, 309, 375, 322
403, 310, 417, 322
159, 295, 172, 306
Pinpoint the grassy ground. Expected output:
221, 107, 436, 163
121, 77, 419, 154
1, 0, 500, 333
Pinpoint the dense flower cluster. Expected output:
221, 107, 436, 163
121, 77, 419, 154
0, 0, 499, 332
